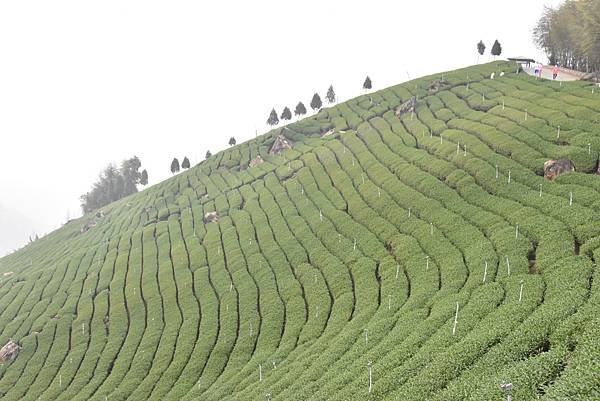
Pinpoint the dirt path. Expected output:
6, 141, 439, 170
522, 66, 581, 81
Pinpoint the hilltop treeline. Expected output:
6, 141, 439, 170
80, 156, 147, 213
534, 0, 600, 72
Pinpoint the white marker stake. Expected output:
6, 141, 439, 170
338, 233, 341, 243
519, 280, 524, 302
378, 188, 381, 198
502, 100, 505, 110
457, 142, 460, 155
319, 210, 323, 222
508, 171, 511, 184
452, 302, 459, 335
425, 256, 430, 270
59, 374, 62, 388
483, 260, 488, 283
361, 173, 365, 184
259, 364, 263, 382
315, 305, 319, 318
588, 143, 592, 154
353, 238, 357, 251
396, 264, 400, 279
367, 362, 373, 393
388, 294, 391, 310
539, 184, 542, 197
408, 208, 411, 217
569, 192, 573, 206
430, 223, 433, 236
440, 135, 443, 144
482, 93, 485, 101
525, 109, 528, 121
506, 256, 511, 276
557, 126, 560, 139
352, 158, 355, 166
230, 281, 233, 292
515, 224, 519, 239
495, 165, 499, 179
82, 323, 85, 335
365, 329, 368, 345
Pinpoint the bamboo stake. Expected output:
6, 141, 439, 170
452, 302, 459, 335
519, 280, 524, 302
367, 362, 373, 393
483, 260, 488, 283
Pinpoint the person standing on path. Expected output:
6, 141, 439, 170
552, 65, 559, 80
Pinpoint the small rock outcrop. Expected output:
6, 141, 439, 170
427, 79, 449, 94
80, 220, 97, 233
395, 96, 417, 117
248, 155, 264, 168
544, 159, 575, 180
321, 129, 335, 138
269, 134, 293, 155
203, 212, 218, 224
0, 341, 20, 363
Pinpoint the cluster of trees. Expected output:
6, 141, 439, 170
170, 156, 191, 174
476, 40, 502, 60
266, 77, 372, 128
534, 1, 600, 72
80, 156, 148, 213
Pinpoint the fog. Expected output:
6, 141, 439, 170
0, 0, 562, 256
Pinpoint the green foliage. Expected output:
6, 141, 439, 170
267, 108, 279, 126
170, 157, 180, 174
1, 62, 599, 401
295, 101, 307, 117
477, 40, 485, 56
80, 156, 144, 214
310, 93, 322, 111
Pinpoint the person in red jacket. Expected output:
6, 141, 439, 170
552, 65, 559, 80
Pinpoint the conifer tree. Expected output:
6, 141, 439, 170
140, 169, 148, 185
229, 137, 236, 146
491, 39, 502, 59
477, 40, 486, 63
205, 150, 212, 159
171, 158, 180, 174
280, 106, 292, 121
363, 76, 372, 90
326, 85, 336, 103
294, 102, 307, 118
310, 93, 322, 111
267, 108, 279, 126
182, 156, 190, 169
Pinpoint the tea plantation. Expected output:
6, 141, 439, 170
0, 61, 599, 400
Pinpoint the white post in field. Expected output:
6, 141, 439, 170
506, 256, 511, 276
430, 223, 433, 235
367, 361, 373, 393
519, 280, 524, 302
425, 256, 430, 270
525, 109, 528, 121
539, 184, 542, 197
557, 125, 560, 139
388, 294, 391, 310
361, 173, 365, 184
569, 192, 573, 206
483, 260, 488, 283
353, 238, 357, 251
364, 329, 368, 345
515, 224, 519, 239
319, 210, 323, 222
395, 264, 400, 279
508, 171, 511, 183
452, 302, 459, 335
259, 364, 263, 382
456, 142, 460, 155
408, 208, 411, 217
495, 165, 499, 179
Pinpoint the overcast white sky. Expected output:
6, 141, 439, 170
0, 0, 562, 255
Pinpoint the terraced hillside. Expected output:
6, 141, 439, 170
1, 61, 599, 401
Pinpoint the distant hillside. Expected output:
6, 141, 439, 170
0, 205, 36, 256
0, 61, 599, 401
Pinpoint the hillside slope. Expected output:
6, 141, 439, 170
0, 61, 599, 401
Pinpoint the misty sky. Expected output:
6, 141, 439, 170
0, 0, 562, 256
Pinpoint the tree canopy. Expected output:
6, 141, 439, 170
171, 157, 180, 174
294, 102, 307, 117
267, 108, 279, 126
477, 40, 486, 56
491, 39, 502, 57
326, 85, 336, 103
140, 169, 148, 186
229, 137, 236, 146
280, 106, 292, 121
363, 76, 372, 90
80, 156, 144, 214
182, 156, 190, 169
206, 150, 212, 159
310, 93, 322, 111
534, 1, 600, 71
